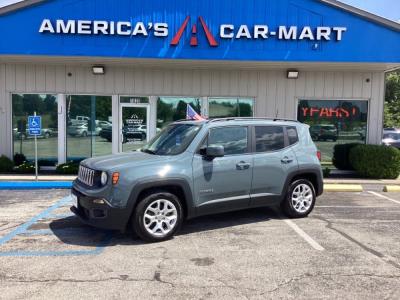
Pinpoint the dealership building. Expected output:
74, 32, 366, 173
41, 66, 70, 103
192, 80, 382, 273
0, 0, 399, 165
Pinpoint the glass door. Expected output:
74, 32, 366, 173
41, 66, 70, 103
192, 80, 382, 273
119, 103, 150, 152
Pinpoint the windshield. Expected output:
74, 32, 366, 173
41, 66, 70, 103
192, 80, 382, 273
142, 123, 202, 155
383, 133, 400, 140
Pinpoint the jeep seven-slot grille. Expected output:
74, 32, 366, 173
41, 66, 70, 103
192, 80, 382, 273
78, 166, 95, 186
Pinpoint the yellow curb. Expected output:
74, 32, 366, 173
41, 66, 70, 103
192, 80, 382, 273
383, 185, 400, 192
324, 184, 363, 192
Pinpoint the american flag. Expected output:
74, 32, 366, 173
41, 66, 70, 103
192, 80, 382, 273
186, 104, 205, 121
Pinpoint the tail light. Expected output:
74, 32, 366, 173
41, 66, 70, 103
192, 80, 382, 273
317, 151, 322, 161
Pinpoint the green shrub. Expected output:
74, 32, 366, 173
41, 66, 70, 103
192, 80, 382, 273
56, 162, 79, 175
13, 153, 26, 166
349, 145, 400, 179
0, 155, 14, 173
14, 162, 35, 174
323, 167, 331, 178
332, 143, 360, 170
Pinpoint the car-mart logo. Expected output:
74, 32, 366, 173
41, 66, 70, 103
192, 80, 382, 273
39, 18, 347, 45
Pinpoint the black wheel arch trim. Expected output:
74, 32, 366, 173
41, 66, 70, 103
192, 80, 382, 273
126, 177, 195, 223
282, 167, 324, 199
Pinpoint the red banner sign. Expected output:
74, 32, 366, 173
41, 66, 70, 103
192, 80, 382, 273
301, 107, 358, 118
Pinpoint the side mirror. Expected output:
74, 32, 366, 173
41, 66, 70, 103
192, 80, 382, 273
205, 145, 224, 158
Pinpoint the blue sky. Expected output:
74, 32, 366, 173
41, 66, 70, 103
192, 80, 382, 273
0, 0, 399, 21
341, 0, 399, 21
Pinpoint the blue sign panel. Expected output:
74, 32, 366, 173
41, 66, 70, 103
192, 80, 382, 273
0, 0, 399, 63
28, 116, 41, 136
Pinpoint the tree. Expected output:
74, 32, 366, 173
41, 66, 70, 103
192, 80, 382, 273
384, 70, 400, 128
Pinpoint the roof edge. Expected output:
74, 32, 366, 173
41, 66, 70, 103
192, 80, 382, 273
320, 0, 400, 32
0, 0, 399, 32
0, 0, 47, 16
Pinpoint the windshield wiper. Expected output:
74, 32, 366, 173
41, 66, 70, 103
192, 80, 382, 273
141, 149, 156, 155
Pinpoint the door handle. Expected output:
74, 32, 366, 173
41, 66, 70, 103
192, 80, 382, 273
281, 157, 293, 164
236, 161, 251, 170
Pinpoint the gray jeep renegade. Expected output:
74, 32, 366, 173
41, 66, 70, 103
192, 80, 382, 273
71, 118, 323, 242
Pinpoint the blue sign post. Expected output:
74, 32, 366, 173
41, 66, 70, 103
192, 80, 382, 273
28, 113, 41, 181
28, 115, 41, 136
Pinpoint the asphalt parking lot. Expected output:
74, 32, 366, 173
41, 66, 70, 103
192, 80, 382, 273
0, 190, 400, 299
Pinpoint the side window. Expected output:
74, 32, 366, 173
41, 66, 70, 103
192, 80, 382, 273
287, 126, 299, 145
255, 126, 285, 152
208, 127, 248, 155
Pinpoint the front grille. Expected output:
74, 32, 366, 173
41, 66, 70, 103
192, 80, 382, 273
78, 166, 95, 186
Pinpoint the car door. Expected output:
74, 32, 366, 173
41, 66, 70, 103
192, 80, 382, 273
192, 126, 253, 215
250, 125, 299, 207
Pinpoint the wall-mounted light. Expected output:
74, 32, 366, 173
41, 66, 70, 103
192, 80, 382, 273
92, 66, 105, 75
287, 70, 299, 79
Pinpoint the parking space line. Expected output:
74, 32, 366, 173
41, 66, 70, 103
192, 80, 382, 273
368, 191, 400, 205
283, 219, 325, 251
0, 196, 113, 257
316, 206, 381, 208
0, 196, 72, 246
0, 232, 113, 257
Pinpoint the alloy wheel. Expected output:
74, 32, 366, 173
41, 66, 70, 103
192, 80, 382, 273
143, 199, 178, 237
291, 184, 313, 213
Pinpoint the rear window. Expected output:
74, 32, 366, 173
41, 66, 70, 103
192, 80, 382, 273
287, 126, 299, 145
255, 126, 285, 152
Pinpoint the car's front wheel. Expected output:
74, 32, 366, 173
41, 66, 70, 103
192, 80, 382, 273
132, 191, 183, 242
281, 179, 316, 218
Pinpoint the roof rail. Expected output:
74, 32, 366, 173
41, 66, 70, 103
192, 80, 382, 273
173, 119, 207, 123
208, 117, 299, 123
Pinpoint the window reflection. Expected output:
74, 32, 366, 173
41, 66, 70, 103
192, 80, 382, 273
298, 100, 368, 163
66, 95, 112, 161
209, 98, 254, 118
156, 97, 201, 131
12, 94, 58, 165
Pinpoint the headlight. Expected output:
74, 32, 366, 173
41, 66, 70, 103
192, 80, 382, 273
100, 171, 108, 186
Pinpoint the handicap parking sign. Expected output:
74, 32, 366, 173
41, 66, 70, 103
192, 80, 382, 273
28, 116, 41, 136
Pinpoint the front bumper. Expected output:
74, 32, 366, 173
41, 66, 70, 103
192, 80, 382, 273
71, 187, 131, 232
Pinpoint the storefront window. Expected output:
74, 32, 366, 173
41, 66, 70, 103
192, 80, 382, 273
298, 100, 368, 163
66, 95, 112, 161
208, 98, 254, 118
156, 97, 201, 131
12, 94, 58, 165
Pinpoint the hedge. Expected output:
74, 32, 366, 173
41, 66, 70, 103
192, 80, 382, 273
56, 162, 79, 175
14, 162, 35, 174
349, 145, 400, 179
332, 143, 360, 170
0, 155, 14, 173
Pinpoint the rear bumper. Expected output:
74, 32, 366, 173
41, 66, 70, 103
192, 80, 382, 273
71, 188, 131, 231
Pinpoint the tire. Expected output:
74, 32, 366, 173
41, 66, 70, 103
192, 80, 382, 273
281, 179, 316, 218
44, 132, 50, 139
132, 191, 183, 243
82, 131, 88, 137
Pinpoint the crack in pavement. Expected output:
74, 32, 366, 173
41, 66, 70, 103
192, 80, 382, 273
152, 246, 176, 287
261, 272, 400, 295
312, 215, 400, 270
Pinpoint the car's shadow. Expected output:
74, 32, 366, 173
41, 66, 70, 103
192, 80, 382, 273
49, 206, 281, 247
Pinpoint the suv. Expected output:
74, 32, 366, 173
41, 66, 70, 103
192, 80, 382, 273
309, 124, 338, 142
382, 128, 400, 149
71, 118, 323, 242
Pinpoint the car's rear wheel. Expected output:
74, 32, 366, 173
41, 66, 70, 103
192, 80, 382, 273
281, 179, 316, 218
132, 191, 183, 242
